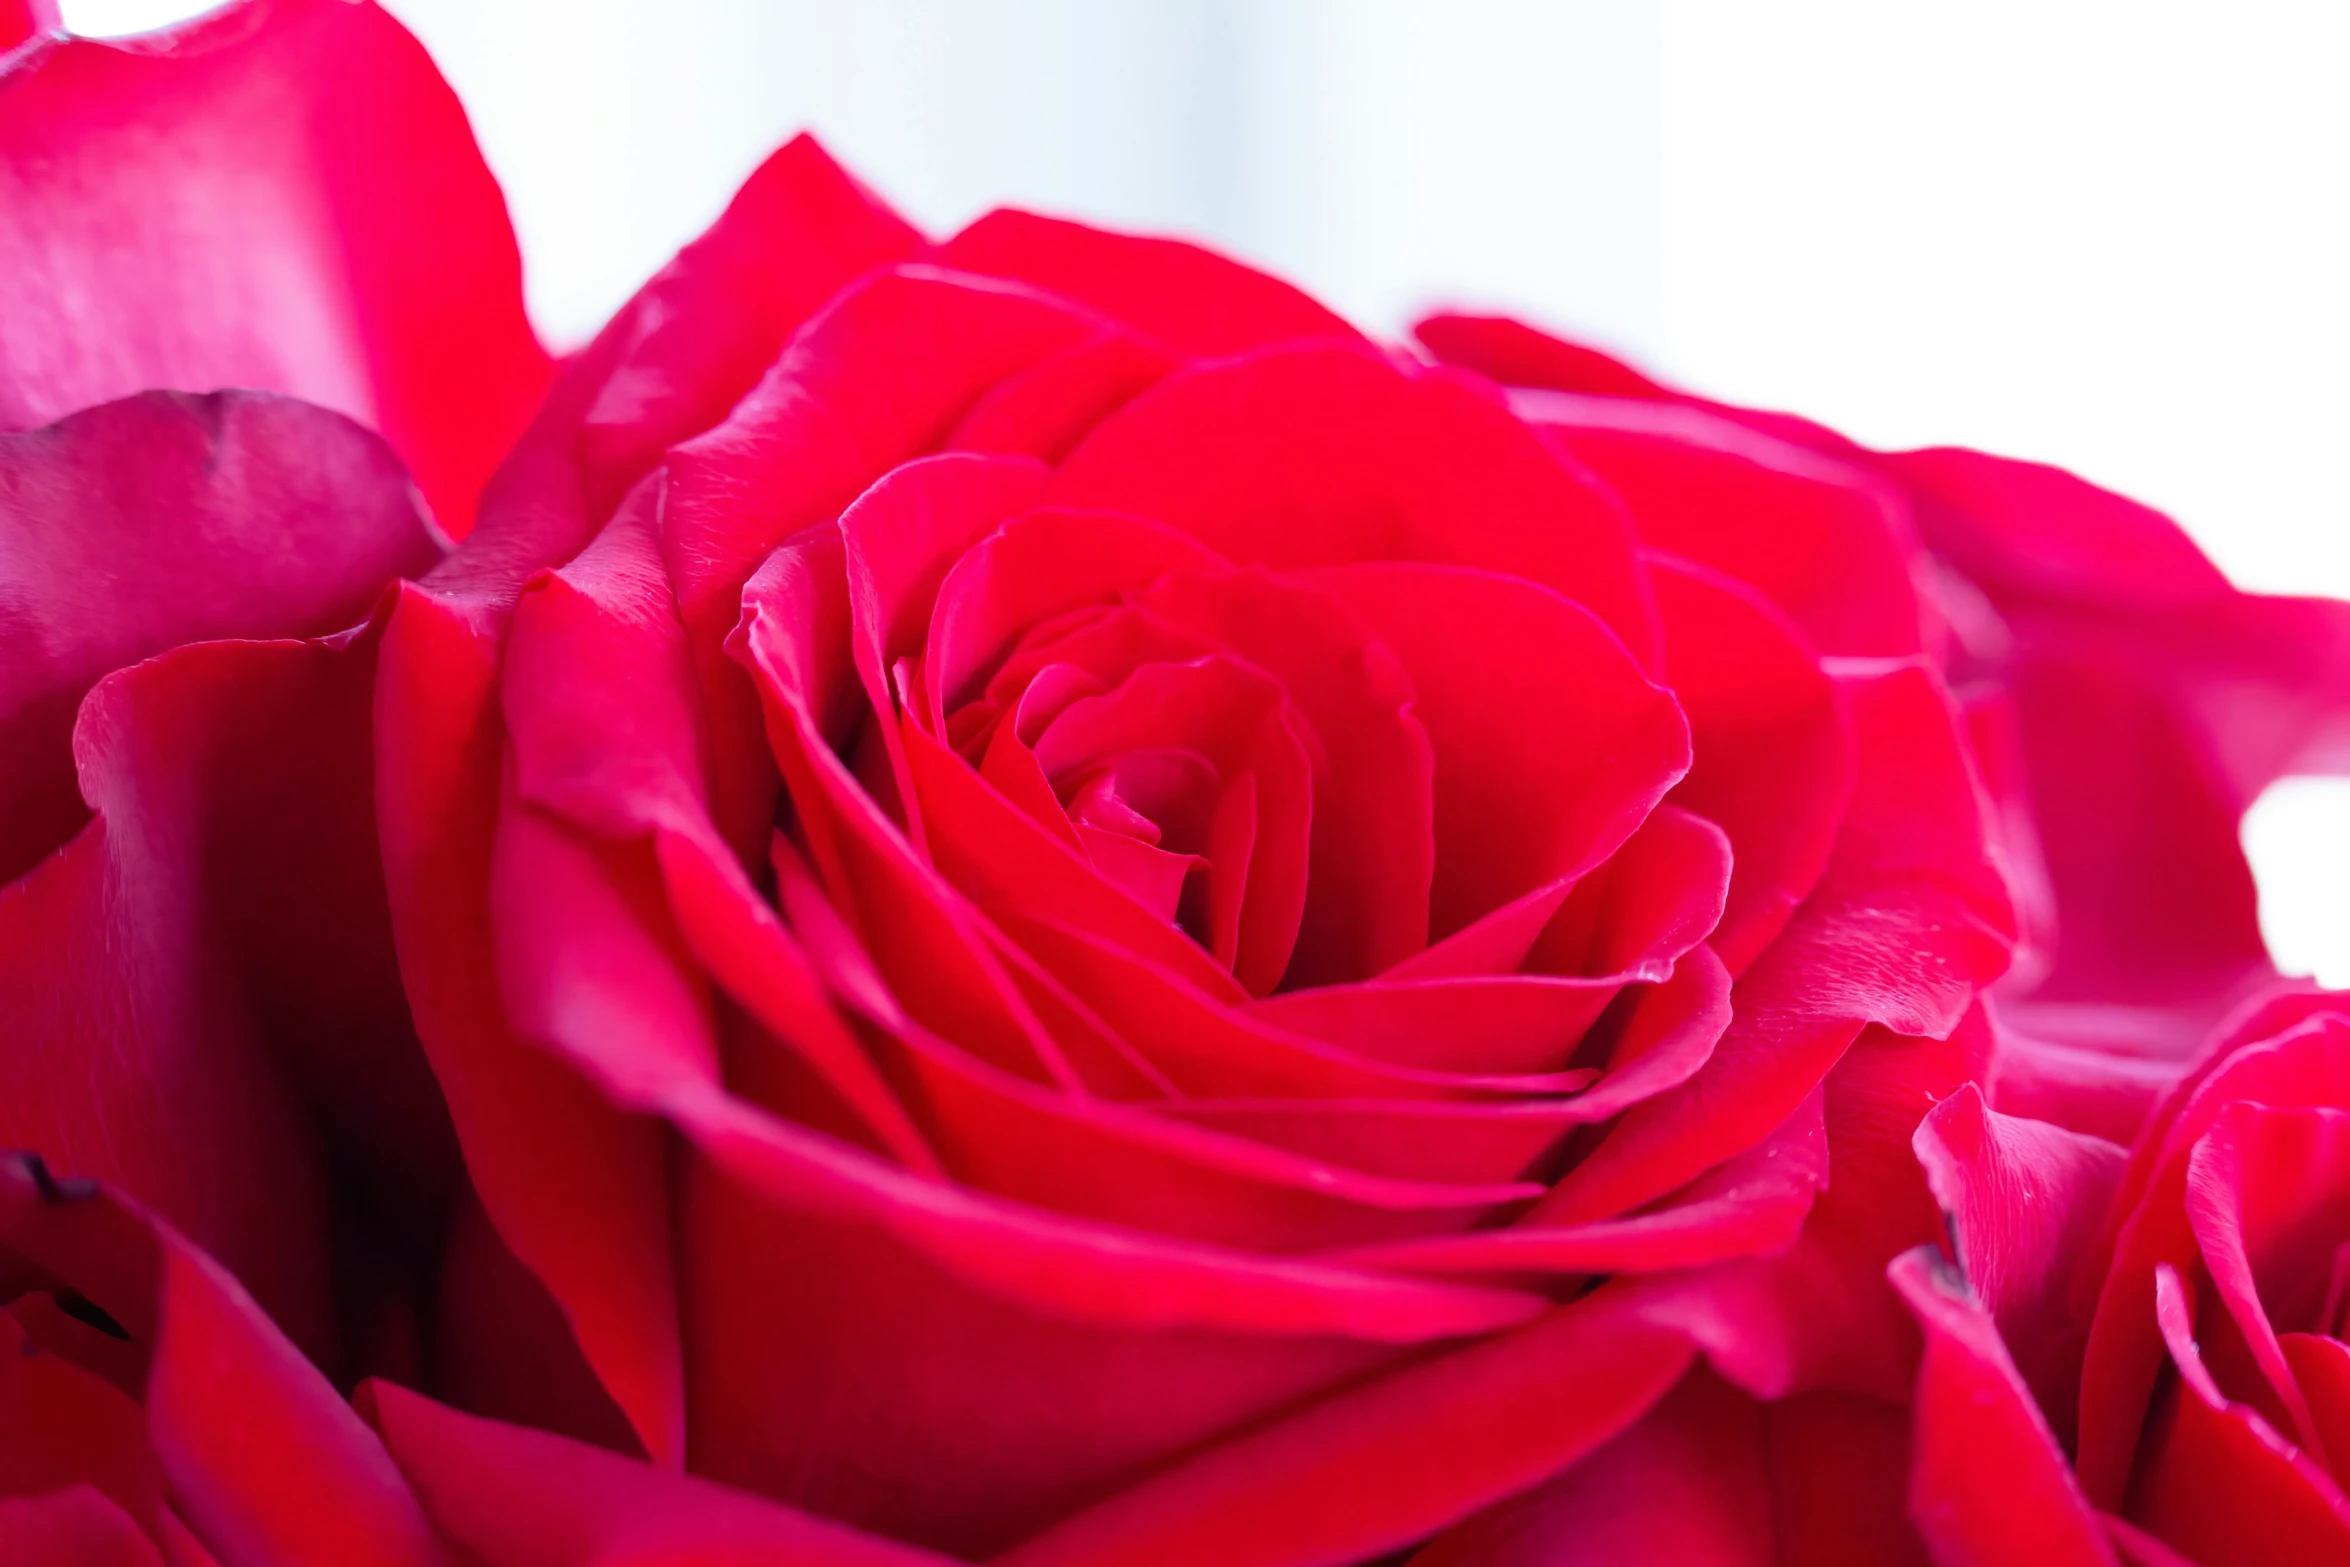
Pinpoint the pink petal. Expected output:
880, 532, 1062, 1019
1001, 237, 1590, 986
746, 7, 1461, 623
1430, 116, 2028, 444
0, 391, 440, 882
1913, 1081, 2127, 1444
0, 0, 549, 533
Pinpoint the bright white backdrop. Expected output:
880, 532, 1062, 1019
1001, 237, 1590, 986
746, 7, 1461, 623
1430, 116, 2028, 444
56, 0, 2350, 982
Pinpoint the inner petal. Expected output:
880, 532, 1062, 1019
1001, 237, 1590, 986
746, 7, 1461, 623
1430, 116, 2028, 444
1034, 655, 1314, 995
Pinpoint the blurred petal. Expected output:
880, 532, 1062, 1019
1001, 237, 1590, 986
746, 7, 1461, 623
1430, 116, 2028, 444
0, 0, 549, 532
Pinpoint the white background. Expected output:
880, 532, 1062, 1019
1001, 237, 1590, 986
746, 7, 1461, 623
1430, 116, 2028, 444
58, 0, 2350, 982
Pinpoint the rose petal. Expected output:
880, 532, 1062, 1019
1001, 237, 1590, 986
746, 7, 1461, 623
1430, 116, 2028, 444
1033, 654, 1313, 992
995, 1282, 1694, 1567
1627, 1006, 1995, 1404
2077, 1006, 2350, 1505
2182, 1103, 2350, 1467
0, 633, 471, 1369
0, 1160, 442, 1566
1132, 567, 1436, 985
1048, 344, 1659, 667
0, 391, 441, 882
839, 453, 1052, 838
1413, 312, 1674, 400
1334, 1084, 1823, 1279
1166, 949, 1730, 1184
0, 0, 548, 533
363, 1380, 950, 1567
1405, 1368, 1773, 1567
664, 270, 1103, 861
1519, 390, 1928, 659
924, 504, 1229, 725
0, 1304, 164, 1539
946, 327, 1176, 461
368, 145, 971, 1470
0, 1488, 161, 1567
577, 134, 922, 513
1302, 561, 1689, 940
1889, 1246, 2119, 1567
1646, 554, 1852, 974
1912, 1081, 2126, 1445
376, 583, 686, 1466
2283, 1334, 2350, 1495
670, 1095, 1542, 1554
2124, 1264, 2350, 1566
1549, 661, 2014, 1223
939, 208, 1360, 357
1990, 1023, 2184, 1148
1892, 449, 2350, 1034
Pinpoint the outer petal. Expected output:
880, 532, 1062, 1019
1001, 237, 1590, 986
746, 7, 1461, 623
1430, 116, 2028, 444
1914, 1083, 2127, 1444
1408, 1373, 1930, 1566
995, 1282, 1694, 1567
0, 1157, 445, 1566
1414, 312, 1677, 401
2, 629, 464, 1375
371, 127, 930, 1467
938, 208, 1359, 357
0, 1488, 162, 1567
1407, 1368, 1776, 1567
1, 1, 59, 55
577, 134, 922, 514
1628, 1007, 1992, 1405
2077, 1007, 2350, 1505
363, 1381, 952, 1567
672, 1097, 1545, 1556
1891, 1247, 2119, 1567
1522, 389, 1930, 659
0, 0, 549, 532
2125, 1265, 2350, 1566
0, 390, 442, 882
1549, 661, 2015, 1225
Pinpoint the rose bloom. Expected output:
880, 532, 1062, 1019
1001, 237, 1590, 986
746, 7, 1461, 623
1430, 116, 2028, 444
1900, 990, 2350, 1567
3, 4, 2347, 1565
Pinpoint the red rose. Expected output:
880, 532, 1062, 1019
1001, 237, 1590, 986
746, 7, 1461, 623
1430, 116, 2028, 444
4, 5, 2347, 1564
1895, 990, 2350, 1567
